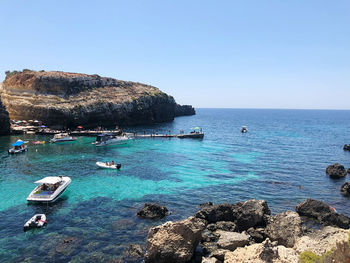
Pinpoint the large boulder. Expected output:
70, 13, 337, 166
341, 182, 350, 196
137, 203, 169, 219
235, 199, 271, 231
144, 216, 206, 263
265, 211, 302, 248
223, 238, 299, 263
195, 200, 271, 231
326, 163, 347, 179
296, 199, 350, 229
195, 203, 239, 223
216, 231, 250, 251
0, 95, 10, 135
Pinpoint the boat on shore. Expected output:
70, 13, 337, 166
8, 140, 28, 154
96, 161, 121, 169
93, 133, 130, 147
27, 176, 71, 202
50, 133, 77, 143
23, 214, 47, 231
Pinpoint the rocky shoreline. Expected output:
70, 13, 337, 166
0, 70, 195, 130
0, 95, 10, 135
138, 199, 350, 263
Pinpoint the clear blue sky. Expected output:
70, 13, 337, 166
1, 0, 349, 109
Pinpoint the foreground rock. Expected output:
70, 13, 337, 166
296, 199, 350, 229
224, 238, 299, 263
216, 231, 250, 251
341, 182, 350, 196
137, 203, 169, 219
195, 199, 270, 231
1, 70, 195, 128
265, 211, 302, 248
144, 216, 206, 263
326, 163, 347, 179
0, 95, 10, 135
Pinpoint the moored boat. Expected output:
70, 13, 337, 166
27, 176, 71, 202
93, 133, 130, 147
50, 133, 77, 143
32, 140, 45, 145
96, 161, 121, 169
23, 214, 47, 231
8, 140, 28, 154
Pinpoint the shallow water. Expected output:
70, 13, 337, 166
1, 109, 350, 262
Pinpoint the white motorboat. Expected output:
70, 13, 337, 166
27, 176, 71, 202
8, 139, 28, 154
50, 133, 77, 143
96, 161, 121, 169
93, 133, 130, 147
24, 214, 47, 231
241, 126, 248, 133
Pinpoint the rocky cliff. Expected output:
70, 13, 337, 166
1, 70, 195, 128
0, 94, 10, 135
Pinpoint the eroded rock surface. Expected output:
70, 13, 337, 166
341, 182, 350, 196
296, 199, 350, 229
216, 231, 250, 251
144, 216, 206, 263
265, 211, 302, 247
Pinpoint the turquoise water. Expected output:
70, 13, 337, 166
1, 109, 350, 262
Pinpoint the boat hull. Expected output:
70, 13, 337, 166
27, 177, 71, 202
96, 162, 120, 169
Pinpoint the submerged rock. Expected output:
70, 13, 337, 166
144, 216, 206, 263
137, 203, 169, 219
326, 163, 347, 179
296, 199, 350, 229
265, 211, 302, 248
341, 182, 350, 196
122, 244, 144, 262
1, 70, 195, 128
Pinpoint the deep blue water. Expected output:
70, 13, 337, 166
0, 108, 350, 262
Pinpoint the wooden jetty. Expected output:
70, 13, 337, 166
133, 132, 204, 139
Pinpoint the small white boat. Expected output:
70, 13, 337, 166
93, 134, 130, 147
24, 214, 47, 231
8, 139, 28, 154
50, 133, 77, 143
241, 126, 248, 133
27, 176, 71, 202
96, 161, 121, 169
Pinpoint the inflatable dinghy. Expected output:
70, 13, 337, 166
96, 162, 121, 170
24, 214, 47, 231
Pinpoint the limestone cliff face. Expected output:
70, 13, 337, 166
1, 70, 195, 128
0, 94, 10, 135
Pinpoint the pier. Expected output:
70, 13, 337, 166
131, 132, 204, 139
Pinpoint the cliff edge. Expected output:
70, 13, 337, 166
1, 70, 195, 128
0, 93, 10, 135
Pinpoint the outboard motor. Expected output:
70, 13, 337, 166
116, 164, 122, 169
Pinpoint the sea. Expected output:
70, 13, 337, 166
0, 108, 349, 262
